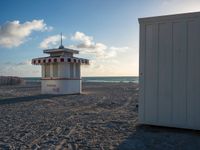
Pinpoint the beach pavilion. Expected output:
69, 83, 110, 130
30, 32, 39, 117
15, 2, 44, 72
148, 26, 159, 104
32, 34, 89, 94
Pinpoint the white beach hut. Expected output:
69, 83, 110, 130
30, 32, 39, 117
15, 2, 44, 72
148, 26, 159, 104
32, 34, 89, 94
139, 12, 200, 130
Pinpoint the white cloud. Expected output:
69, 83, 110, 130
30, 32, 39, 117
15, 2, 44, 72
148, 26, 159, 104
43, 26, 53, 32
70, 31, 132, 76
39, 34, 66, 49
72, 31, 93, 46
110, 46, 129, 53
0, 20, 50, 48
71, 31, 129, 59
0, 60, 40, 77
157, 0, 200, 14
38, 31, 132, 76
16, 60, 31, 66
3, 60, 31, 66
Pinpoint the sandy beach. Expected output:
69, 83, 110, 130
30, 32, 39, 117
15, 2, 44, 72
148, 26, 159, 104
0, 82, 200, 150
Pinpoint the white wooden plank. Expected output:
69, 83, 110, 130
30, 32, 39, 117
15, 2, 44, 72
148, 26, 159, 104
187, 20, 200, 129
172, 21, 187, 126
158, 23, 173, 124
138, 24, 146, 123
144, 24, 158, 123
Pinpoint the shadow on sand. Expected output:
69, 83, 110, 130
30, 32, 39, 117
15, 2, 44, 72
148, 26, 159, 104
118, 124, 200, 150
0, 94, 65, 105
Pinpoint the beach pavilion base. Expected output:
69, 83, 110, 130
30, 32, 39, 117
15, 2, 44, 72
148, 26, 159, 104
41, 79, 81, 94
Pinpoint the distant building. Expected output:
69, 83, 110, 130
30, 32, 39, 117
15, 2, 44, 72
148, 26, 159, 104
32, 33, 89, 94
139, 12, 200, 130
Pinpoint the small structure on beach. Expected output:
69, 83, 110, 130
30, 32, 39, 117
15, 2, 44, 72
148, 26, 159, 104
0, 76, 24, 85
139, 12, 200, 130
32, 34, 89, 94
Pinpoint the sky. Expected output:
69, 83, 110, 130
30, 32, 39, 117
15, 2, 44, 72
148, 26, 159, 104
0, 0, 200, 77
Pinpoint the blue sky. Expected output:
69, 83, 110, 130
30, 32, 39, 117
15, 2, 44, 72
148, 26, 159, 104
0, 0, 200, 77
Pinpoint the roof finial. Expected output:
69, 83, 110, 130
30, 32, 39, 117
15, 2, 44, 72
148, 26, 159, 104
61, 32, 62, 46
59, 32, 64, 49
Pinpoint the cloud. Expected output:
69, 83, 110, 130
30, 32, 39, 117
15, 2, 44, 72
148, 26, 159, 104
158, 0, 200, 14
71, 31, 129, 59
39, 34, 66, 49
71, 31, 93, 47
110, 46, 129, 53
0, 20, 51, 48
38, 31, 131, 76
43, 26, 53, 32
4, 60, 31, 66
16, 60, 31, 66
0, 60, 40, 77
70, 31, 131, 76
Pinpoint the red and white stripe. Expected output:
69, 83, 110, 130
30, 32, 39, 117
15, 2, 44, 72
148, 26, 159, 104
32, 57, 89, 65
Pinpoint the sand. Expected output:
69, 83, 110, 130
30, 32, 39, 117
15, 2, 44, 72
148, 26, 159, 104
0, 82, 200, 150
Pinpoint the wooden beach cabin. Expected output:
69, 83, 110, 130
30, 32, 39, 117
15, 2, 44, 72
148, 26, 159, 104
139, 12, 200, 130
32, 34, 89, 94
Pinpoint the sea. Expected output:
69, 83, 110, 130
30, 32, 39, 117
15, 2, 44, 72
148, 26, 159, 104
23, 76, 139, 83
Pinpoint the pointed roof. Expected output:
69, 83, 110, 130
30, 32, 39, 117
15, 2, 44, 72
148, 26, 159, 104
43, 33, 79, 54
43, 48, 79, 54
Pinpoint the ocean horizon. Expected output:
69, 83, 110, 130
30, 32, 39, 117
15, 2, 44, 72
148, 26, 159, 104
23, 76, 139, 83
